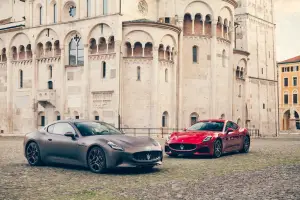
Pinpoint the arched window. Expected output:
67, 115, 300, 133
162, 111, 169, 127
48, 81, 53, 89
183, 14, 192, 35
87, 0, 91, 17
55, 111, 61, 121
222, 50, 226, 67
165, 68, 168, 82
69, 35, 84, 65
220, 114, 225, 119
19, 70, 23, 88
49, 65, 53, 79
293, 90, 298, 104
193, 46, 198, 63
237, 118, 241, 126
205, 15, 212, 35
39, 6, 43, 25
102, 62, 106, 78
53, 3, 57, 23
190, 112, 199, 126
137, 66, 141, 81
103, 0, 108, 15
236, 66, 240, 78
93, 111, 99, 120
74, 111, 79, 119
284, 91, 289, 104
38, 112, 45, 126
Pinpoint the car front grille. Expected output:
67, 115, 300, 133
169, 144, 196, 151
133, 151, 162, 161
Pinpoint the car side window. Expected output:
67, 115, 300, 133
225, 121, 233, 131
232, 122, 239, 130
47, 124, 55, 133
52, 123, 76, 135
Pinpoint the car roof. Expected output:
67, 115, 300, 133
47, 119, 106, 125
198, 119, 227, 123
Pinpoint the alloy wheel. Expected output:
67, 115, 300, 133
243, 137, 250, 152
214, 140, 222, 158
88, 147, 106, 173
26, 142, 41, 166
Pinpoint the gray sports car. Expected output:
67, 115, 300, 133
23, 120, 163, 173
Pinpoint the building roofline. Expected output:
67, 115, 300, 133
123, 19, 182, 34
233, 49, 250, 56
277, 55, 300, 64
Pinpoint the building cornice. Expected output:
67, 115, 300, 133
277, 61, 300, 65
123, 21, 182, 34
248, 76, 277, 83
222, 0, 238, 8
233, 49, 250, 56
235, 13, 275, 26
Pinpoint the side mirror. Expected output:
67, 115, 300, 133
64, 132, 76, 139
226, 128, 234, 134
183, 128, 187, 131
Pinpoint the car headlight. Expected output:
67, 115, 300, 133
107, 141, 124, 151
203, 136, 212, 142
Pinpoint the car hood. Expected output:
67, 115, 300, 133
89, 135, 158, 148
169, 131, 219, 143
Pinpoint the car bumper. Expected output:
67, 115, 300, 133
105, 146, 163, 168
164, 142, 214, 156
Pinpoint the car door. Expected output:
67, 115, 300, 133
231, 122, 242, 150
223, 121, 238, 152
44, 122, 81, 165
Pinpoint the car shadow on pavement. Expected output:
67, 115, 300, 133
164, 151, 241, 159
22, 162, 162, 175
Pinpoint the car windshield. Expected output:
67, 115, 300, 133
187, 121, 224, 132
74, 122, 122, 136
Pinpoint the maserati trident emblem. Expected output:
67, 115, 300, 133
146, 153, 151, 160
180, 144, 184, 150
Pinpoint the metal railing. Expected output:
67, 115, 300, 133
119, 128, 261, 138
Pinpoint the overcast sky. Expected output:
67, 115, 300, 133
274, 0, 300, 61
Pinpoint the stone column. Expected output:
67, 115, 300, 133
7, 51, 13, 134
172, 50, 178, 128
29, 0, 34, 27
115, 41, 121, 128
57, 0, 62, 23
210, 21, 217, 118
151, 46, 159, 128
31, 53, 38, 130
60, 47, 66, 119
228, 24, 235, 119
178, 18, 184, 128
192, 18, 195, 35
83, 44, 89, 119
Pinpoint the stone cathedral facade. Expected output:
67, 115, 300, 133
0, 0, 278, 135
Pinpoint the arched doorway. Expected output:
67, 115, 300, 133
295, 111, 300, 129
283, 110, 290, 130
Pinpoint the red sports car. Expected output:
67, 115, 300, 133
164, 119, 250, 158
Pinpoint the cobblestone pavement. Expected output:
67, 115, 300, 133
0, 137, 299, 200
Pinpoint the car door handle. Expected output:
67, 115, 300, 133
48, 138, 52, 141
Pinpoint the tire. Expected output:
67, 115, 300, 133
240, 136, 250, 153
87, 146, 106, 173
213, 139, 223, 158
25, 142, 43, 166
